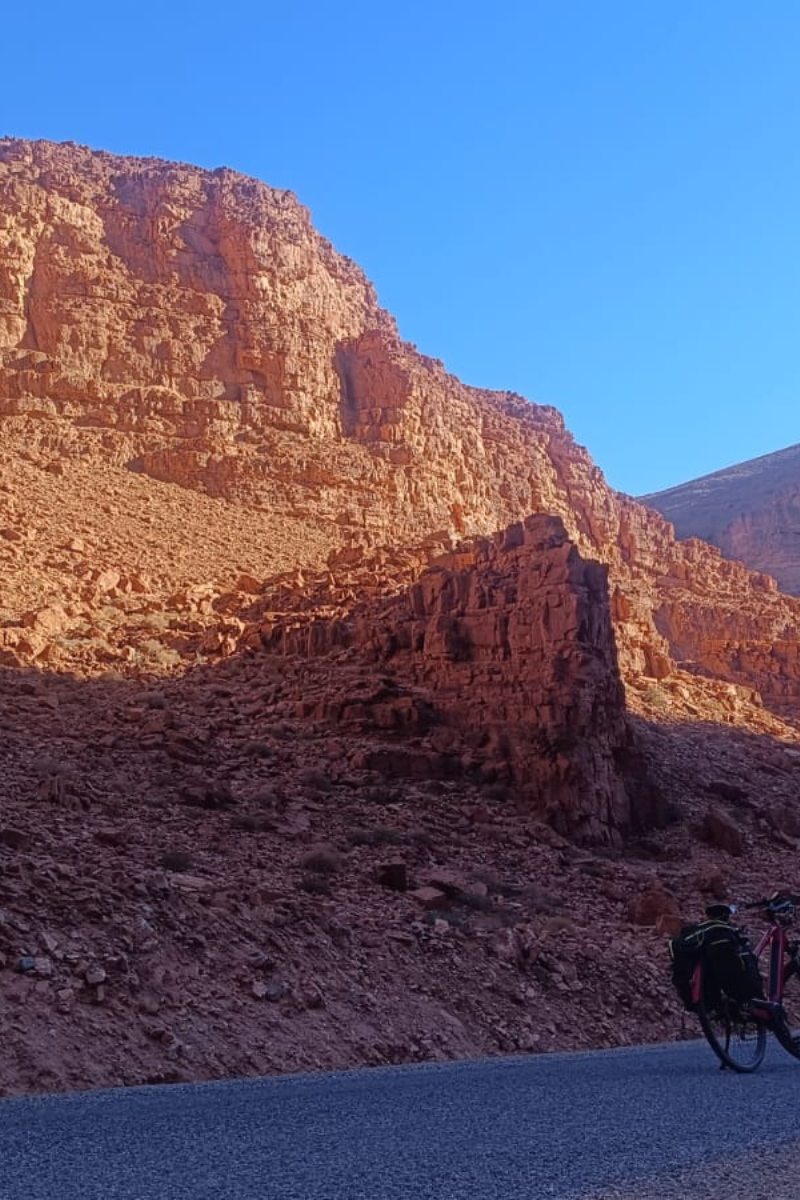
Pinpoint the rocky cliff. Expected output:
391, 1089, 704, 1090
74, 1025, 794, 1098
2, 137, 800, 1095
252, 515, 633, 843
641, 443, 800, 596
3, 136, 800, 729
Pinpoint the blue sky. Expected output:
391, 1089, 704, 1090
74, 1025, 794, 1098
2, 1, 798, 494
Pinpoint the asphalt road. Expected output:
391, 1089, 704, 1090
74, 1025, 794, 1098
1, 1040, 799, 1199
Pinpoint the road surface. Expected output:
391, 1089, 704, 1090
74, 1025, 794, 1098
1, 1040, 798, 1198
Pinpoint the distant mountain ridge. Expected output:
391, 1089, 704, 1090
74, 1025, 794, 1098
641, 442, 800, 595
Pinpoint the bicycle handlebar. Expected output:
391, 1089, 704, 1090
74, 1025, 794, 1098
737, 893, 800, 914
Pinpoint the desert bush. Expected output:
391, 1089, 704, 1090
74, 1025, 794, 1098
245, 740, 274, 759
300, 844, 343, 874
298, 767, 333, 794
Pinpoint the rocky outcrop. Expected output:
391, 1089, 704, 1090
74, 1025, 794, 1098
641, 443, 800, 596
253, 515, 632, 843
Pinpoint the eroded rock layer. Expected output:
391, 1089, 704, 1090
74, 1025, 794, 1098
254, 515, 631, 843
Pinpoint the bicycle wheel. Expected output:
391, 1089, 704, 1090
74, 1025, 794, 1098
697, 984, 766, 1073
774, 961, 800, 1059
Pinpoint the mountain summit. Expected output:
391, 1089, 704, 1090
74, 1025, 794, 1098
641, 443, 800, 595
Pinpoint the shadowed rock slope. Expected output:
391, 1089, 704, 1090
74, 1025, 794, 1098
641, 443, 800, 596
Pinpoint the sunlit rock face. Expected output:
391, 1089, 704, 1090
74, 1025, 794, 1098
2, 136, 800, 841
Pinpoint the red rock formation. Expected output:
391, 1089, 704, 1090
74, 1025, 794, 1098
1, 138, 800, 1096
2, 137, 800, 731
255, 515, 631, 843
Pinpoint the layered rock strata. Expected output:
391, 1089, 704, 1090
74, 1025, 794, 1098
1, 137, 800, 836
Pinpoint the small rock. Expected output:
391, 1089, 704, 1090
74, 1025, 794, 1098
627, 885, 680, 927
700, 807, 744, 856
693, 867, 728, 899
236, 572, 262, 594
94, 828, 130, 848
84, 966, 107, 986
0, 828, 31, 851
410, 886, 449, 910
168, 873, 215, 893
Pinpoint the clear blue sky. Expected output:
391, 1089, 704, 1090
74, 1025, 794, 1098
2, 1, 798, 494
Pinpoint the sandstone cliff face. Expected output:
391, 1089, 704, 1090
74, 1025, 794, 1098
1, 137, 800, 835
641, 443, 800, 596
3, 140, 799, 700
0, 135, 559, 540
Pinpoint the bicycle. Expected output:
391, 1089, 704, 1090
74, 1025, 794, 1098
691, 894, 800, 1073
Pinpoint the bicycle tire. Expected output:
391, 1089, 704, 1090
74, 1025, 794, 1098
774, 960, 800, 1060
697, 984, 766, 1073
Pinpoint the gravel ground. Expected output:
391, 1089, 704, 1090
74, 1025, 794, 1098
2, 1040, 800, 1198
584, 1138, 800, 1198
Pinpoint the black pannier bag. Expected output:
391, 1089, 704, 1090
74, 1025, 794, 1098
669, 921, 764, 1011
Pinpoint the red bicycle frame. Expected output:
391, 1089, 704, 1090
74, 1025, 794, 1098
753, 920, 790, 1004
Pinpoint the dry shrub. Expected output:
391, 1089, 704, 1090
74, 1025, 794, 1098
245, 740, 274, 759
298, 767, 333, 794
300, 844, 343, 874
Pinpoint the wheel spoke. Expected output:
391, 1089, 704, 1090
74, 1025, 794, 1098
698, 988, 766, 1072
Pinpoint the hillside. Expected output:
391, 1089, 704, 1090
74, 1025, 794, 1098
641, 443, 800, 595
1, 137, 800, 1095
